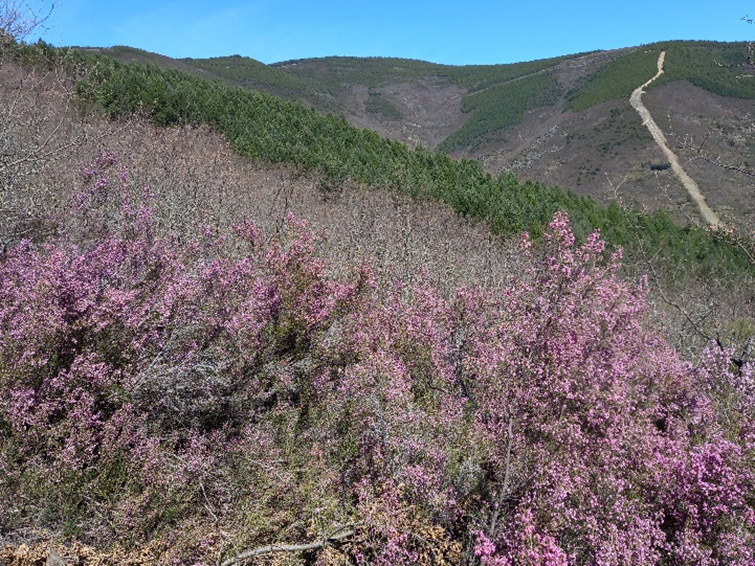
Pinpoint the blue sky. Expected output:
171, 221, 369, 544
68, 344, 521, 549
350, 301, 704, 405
32, 1, 754, 65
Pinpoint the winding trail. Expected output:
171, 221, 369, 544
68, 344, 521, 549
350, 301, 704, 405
629, 51, 722, 227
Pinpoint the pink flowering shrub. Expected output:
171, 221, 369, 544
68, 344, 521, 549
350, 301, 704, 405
0, 153, 367, 536
0, 155, 752, 564
458, 213, 753, 565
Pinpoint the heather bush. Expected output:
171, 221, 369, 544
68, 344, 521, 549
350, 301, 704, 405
0, 154, 752, 564
0, 153, 365, 538
459, 215, 753, 565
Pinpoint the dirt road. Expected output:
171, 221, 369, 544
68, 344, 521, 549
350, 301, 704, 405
629, 51, 722, 227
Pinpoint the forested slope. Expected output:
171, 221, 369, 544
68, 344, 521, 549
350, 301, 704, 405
60, 45, 753, 278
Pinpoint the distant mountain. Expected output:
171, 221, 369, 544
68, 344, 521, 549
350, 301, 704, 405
102, 41, 755, 231
99, 41, 755, 231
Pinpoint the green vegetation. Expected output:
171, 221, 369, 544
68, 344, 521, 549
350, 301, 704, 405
276, 55, 579, 152
567, 48, 661, 111
661, 41, 755, 98
273, 55, 451, 90
93, 42, 755, 155
440, 54, 577, 90
438, 42, 753, 148
434, 55, 576, 152
182, 55, 310, 93
649, 162, 671, 171
103, 48, 342, 113
365, 89, 402, 119
180, 54, 332, 106
564, 105, 653, 164
568, 41, 755, 111
439, 71, 562, 152
103, 52, 581, 150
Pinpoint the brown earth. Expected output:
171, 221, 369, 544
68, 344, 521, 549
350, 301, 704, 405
0, 540, 159, 565
344, 79, 467, 149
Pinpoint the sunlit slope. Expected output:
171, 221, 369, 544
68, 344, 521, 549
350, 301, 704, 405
66, 46, 753, 280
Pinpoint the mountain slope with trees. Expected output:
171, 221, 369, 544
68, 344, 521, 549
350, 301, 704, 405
1, 21, 754, 566
100, 40, 755, 232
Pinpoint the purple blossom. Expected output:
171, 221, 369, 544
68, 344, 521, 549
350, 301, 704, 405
0, 161, 751, 564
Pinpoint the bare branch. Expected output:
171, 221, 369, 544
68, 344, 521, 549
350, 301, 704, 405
689, 153, 755, 178
645, 259, 714, 344
0, 1, 56, 43
220, 523, 360, 566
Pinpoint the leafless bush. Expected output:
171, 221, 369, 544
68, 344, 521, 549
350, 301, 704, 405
606, 173, 755, 363
0, 1, 55, 44
1, 59, 518, 296
0, 58, 121, 250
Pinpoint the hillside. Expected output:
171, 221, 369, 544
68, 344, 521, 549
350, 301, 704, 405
4, 40, 754, 345
1, 36, 754, 566
100, 41, 755, 232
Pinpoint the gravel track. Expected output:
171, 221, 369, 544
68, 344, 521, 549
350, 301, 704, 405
629, 51, 722, 227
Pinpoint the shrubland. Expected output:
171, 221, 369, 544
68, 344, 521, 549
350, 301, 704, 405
1, 154, 752, 564
437, 71, 563, 153
3, 40, 753, 357
568, 41, 755, 112
115, 41, 755, 157
1, 39, 754, 565
52, 43, 754, 278
119, 41, 755, 157
63, 41, 755, 361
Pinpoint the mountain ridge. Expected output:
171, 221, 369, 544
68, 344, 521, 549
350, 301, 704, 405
97, 40, 755, 230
